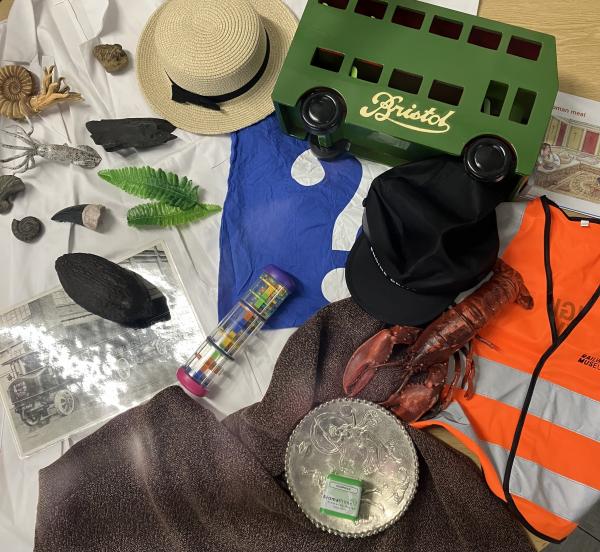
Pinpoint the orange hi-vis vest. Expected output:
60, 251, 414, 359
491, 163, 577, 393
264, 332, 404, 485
415, 196, 600, 543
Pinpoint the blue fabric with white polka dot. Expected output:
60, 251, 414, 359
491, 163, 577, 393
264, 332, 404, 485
218, 114, 387, 329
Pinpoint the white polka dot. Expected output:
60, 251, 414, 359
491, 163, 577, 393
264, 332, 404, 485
291, 150, 325, 186
322, 268, 351, 303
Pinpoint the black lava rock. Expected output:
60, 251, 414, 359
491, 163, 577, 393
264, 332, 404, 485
55, 253, 171, 329
86, 118, 177, 152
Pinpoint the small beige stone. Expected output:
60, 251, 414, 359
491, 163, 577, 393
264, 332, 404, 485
93, 44, 129, 73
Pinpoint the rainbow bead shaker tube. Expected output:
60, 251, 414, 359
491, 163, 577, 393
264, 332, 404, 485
177, 265, 295, 397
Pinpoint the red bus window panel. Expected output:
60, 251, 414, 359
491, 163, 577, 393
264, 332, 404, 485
311, 48, 345, 72
355, 0, 388, 20
351, 58, 384, 83
429, 16, 463, 40
318, 0, 349, 9
389, 69, 423, 94
391, 6, 425, 29
507, 36, 542, 60
468, 27, 502, 50
429, 80, 463, 106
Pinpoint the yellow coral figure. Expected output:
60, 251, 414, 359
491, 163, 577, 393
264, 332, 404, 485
0, 65, 83, 120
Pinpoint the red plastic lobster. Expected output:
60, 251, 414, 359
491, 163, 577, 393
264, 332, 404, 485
343, 259, 533, 422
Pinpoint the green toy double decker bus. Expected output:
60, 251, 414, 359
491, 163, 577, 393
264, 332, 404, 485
272, 0, 558, 182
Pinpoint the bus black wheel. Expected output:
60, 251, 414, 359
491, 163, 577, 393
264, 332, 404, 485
464, 137, 516, 183
308, 135, 349, 160
300, 88, 346, 136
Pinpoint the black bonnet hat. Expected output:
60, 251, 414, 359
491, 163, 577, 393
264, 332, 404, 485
345, 156, 513, 326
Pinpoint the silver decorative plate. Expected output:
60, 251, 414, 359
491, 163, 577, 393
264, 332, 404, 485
285, 398, 419, 538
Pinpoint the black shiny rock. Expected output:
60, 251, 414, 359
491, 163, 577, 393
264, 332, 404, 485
86, 118, 177, 152
55, 253, 171, 329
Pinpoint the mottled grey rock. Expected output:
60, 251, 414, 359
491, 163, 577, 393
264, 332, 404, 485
0, 175, 25, 214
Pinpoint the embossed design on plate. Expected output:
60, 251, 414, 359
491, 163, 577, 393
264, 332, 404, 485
285, 398, 419, 538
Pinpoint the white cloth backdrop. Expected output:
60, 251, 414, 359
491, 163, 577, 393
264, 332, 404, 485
0, 0, 478, 549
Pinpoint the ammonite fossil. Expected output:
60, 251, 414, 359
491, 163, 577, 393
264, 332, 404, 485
0, 65, 33, 119
0, 65, 82, 120
12, 216, 43, 243
0, 175, 25, 214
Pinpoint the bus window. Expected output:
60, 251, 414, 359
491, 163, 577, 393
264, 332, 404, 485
468, 27, 502, 50
510, 89, 536, 124
429, 16, 463, 40
311, 48, 345, 72
318, 0, 349, 9
507, 36, 542, 60
482, 81, 508, 116
355, 0, 388, 19
391, 6, 425, 29
429, 80, 463, 106
389, 69, 423, 94
351, 59, 383, 83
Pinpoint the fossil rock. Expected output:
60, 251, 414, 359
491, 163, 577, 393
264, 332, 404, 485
55, 253, 171, 329
0, 65, 82, 120
12, 216, 43, 243
93, 44, 129, 73
86, 118, 177, 151
51, 204, 105, 230
0, 65, 33, 120
0, 175, 25, 213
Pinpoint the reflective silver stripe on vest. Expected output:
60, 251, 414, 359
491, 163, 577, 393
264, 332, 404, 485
474, 355, 600, 443
439, 402, 600, 523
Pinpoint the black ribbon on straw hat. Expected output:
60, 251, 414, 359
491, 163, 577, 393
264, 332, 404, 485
168, 33, 271, 111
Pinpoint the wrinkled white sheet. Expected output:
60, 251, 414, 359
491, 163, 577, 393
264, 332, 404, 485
0, 0, 478, 549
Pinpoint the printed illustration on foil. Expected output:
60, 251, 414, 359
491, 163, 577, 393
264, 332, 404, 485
532, 115, 600, 204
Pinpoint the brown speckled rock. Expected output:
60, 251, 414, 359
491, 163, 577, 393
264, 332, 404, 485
93, 44, 128, 73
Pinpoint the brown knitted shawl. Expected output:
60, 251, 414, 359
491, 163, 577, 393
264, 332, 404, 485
34, 299, 534, 552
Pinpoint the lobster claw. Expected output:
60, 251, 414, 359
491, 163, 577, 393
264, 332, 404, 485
343, 325, 421, 396
384, 362, 448, 422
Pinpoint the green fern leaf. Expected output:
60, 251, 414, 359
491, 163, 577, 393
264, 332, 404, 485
127, 202, 222, 228
98, 166, 199, 209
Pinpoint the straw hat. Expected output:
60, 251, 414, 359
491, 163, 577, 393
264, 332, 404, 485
137, 0, 297, 134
